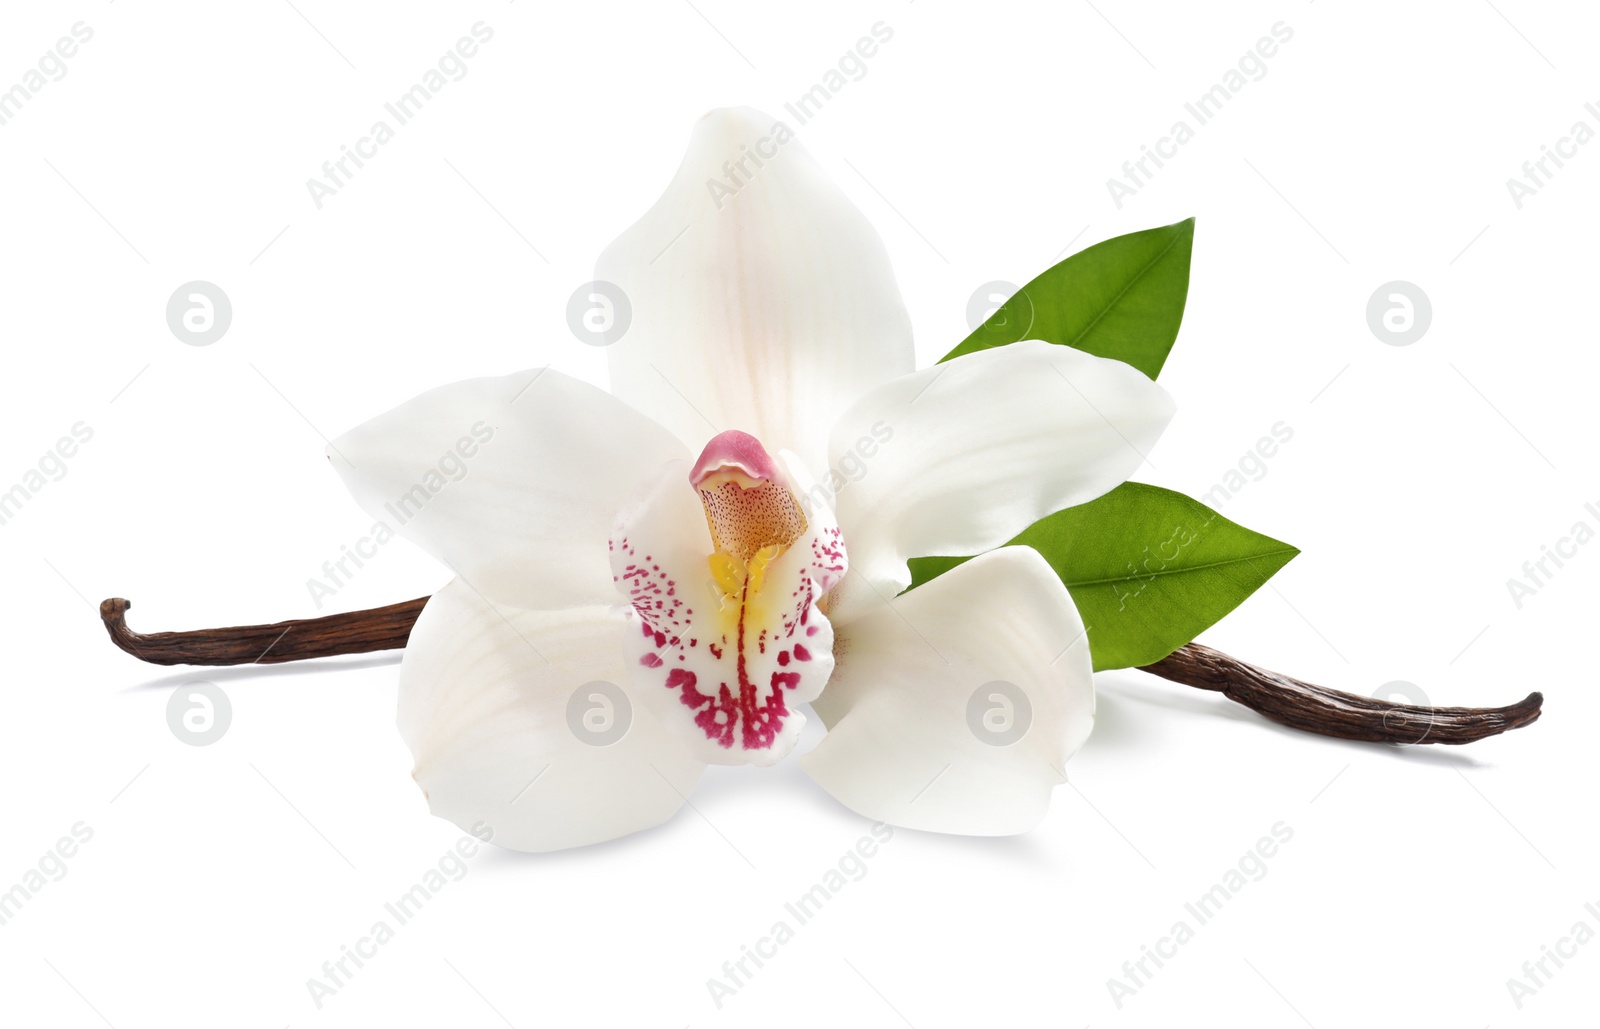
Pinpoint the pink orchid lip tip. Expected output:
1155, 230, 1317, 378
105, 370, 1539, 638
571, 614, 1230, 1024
689, 429, 781, 487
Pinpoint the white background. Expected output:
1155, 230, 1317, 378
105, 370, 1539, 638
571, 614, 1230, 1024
1, 1, 1595, 1026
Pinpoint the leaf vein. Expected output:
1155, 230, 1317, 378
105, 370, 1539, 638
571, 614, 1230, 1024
1058, 546, 1299, 588
1060, 228, 1185, 354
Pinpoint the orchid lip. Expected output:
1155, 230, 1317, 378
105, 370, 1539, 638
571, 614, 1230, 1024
610, 448, 845, 766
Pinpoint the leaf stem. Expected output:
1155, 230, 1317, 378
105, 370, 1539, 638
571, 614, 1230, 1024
98, 596, 1543, 745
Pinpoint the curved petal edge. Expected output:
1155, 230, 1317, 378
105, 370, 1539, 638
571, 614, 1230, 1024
803, 546, 1094, 836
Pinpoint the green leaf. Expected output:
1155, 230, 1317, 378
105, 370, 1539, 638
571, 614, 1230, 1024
941, 218, 1195, 379
906, 483, 1297, 671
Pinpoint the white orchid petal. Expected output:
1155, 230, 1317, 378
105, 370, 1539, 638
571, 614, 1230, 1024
329, 369, 686, 610
803, 547, 1093, 836
398, 578, 706, 853
827, 340, 1175, 609
596, 106, 915, 467
609, 451, 844, 767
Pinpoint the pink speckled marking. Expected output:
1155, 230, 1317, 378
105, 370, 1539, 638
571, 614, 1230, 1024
608, 451, 849, 760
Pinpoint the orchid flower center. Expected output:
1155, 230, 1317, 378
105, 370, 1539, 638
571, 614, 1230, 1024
608, 429, 846, 764
691, 430, 808, 605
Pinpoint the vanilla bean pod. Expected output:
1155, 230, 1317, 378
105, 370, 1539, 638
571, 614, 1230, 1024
99, 596, 427, 665
99, 596, 1542, 745
1139, 642, 1540, 745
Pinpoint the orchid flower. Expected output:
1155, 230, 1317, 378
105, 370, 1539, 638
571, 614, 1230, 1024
326, 108, 1175, 852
